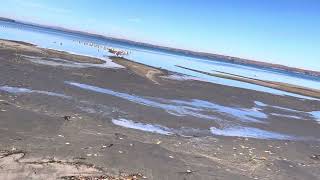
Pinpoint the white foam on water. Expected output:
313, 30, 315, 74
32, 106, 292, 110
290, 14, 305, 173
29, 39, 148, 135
0, 86, 71, 99
254, 101, 268, 107
210, 126, 294, 140
310, 111, 320, 124
270, 113, 303, 120
112, 118, 173, 135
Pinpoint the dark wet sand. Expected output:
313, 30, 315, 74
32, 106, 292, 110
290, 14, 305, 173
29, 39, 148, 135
0, 40, 320, 180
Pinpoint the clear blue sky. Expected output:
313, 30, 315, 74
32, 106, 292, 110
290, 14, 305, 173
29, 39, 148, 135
1, 0, 320, 71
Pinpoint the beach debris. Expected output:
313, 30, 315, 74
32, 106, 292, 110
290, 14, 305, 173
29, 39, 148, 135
58, 134, 64, 137
11, 137, 22, 141
310, 154, 320, 160
63, 115, 71, 121
118, 150, 123, 154
102, 143, 113, 149
169, 155, 174, 159
114, 133, 127, 140
156, 140, 162, 145
65, 142, 70, 145
61, 173, 145, 180
73, 157, 86, 160
178, 169, 197, 175
250, 156, 267, 162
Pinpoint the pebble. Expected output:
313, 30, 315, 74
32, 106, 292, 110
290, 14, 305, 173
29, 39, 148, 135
118, 150, 123, 154
86, 154, 92, 157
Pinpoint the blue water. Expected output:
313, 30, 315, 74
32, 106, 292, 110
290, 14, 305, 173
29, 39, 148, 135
1, 20, 320, 100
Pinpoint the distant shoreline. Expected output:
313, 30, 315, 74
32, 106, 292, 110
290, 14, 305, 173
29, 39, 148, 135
1, 17, 319, 78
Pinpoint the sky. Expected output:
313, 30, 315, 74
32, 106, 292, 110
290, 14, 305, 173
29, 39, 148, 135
0, 0, 320, 71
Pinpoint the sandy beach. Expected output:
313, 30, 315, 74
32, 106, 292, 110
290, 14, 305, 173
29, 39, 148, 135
0, 39, 320, 180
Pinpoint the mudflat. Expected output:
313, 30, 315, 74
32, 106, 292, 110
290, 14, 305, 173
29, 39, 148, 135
0, 39, 320, 180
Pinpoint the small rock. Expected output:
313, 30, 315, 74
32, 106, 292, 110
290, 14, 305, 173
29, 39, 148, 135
310, 154, 320, 160
63, 116, 71, 121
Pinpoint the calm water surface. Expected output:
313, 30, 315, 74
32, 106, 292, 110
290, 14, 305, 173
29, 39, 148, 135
1, 20, 320, 100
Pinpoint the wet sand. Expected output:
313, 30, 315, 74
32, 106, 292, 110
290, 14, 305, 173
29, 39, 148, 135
0, 39, 320, 180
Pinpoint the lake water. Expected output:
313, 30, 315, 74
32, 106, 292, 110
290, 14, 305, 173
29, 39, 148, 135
1, 20, 320, 100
